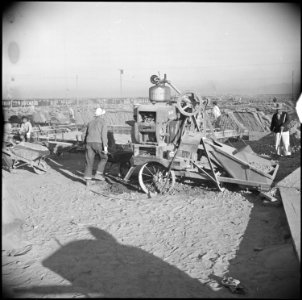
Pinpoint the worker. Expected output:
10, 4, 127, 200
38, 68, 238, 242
3, 122, 12, 143
82, 107, 108, 185
270, 103, 291, 156
69, 107, 75, 123
212, 101, 221, 128
19, 116, 32, 142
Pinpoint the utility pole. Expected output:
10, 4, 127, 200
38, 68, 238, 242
119, 69, 123, 98
292, 70, 294, 101
76, 74, 78, 106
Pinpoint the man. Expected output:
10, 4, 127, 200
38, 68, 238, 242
270, 103, 291, 156
212, 101, 221, 128
4, 122, 12, 142
69, 107, 75, 123
82, 107, 108, 185
19, 117, 32, 142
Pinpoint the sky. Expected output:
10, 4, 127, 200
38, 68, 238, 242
2, 2, 301, 99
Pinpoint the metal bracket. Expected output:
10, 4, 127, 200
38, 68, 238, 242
123, 166, 136, 182
199, 138, 223, 191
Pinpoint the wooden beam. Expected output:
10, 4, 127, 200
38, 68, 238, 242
279, 187, 301, 261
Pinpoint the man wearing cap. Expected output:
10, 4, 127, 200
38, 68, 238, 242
270, 103, 291, 156
82, 107, 108, 185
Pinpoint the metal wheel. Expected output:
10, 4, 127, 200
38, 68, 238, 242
150, 74, 160, 84
138, 162, 176, 195
176, 91, 201, 117
33, 160, 48, 175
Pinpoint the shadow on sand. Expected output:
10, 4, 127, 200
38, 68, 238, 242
208, 190, 300, 298
12, 227, 221, 298
46, 153, 86, 185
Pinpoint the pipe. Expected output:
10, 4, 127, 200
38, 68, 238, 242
166, 81, 182, 95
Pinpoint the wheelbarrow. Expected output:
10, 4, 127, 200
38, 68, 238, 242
106, 149, 134, 178
2, 141, 50, 174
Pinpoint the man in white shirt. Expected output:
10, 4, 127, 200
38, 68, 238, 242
19, 117, 32, 142
212, 101, 221, 128
270, 103, 291, 156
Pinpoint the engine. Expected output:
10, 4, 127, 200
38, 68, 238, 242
133, 104, 182, 145
133, 74, 185, 148
132, 74, 205, 160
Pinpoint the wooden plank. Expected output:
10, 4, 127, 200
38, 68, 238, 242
173, 170, 209, 181
276, 167, 301, 189
132, 156, 169, 167
258, 190, 278, 202
279, 187, 301, 261
217, 176, 271, 191
212, 129, 249, 139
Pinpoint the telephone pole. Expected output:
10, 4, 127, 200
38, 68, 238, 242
292, 70, 294, 101
119, 69, 124, 97
76, 74, 78, 106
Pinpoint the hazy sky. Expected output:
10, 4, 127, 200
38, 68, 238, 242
2, 2, 301, 98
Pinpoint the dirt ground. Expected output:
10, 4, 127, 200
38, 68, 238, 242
2, 133, 301, 298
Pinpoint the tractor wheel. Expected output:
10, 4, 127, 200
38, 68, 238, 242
138, 162, 176, 196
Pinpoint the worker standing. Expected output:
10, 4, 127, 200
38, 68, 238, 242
270, 103, 291, 156
19, 117, 32, 142
69, 107, 75, 123
82, 108, 108, 185
212, 101, 221, 128
4, 122, 12, 143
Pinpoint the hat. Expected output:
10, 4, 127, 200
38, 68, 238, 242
276, 103, 283, 109
95, 108, 106, 116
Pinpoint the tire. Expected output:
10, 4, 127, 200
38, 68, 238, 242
138, 161, 176, 196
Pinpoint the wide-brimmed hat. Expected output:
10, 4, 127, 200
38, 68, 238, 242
95, 107, 106, 116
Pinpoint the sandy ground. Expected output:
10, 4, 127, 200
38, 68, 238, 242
2, 134, 300, 298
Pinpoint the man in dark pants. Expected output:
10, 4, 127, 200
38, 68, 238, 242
82, 108, 108, 186
270, 103, 291, 156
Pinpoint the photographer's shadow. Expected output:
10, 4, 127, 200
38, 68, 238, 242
14, 227, 218, 298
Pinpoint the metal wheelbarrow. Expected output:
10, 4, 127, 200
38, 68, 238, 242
2, 141, 50, 174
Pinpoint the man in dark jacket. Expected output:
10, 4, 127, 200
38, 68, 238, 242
82, 108, 108, 185
270, 103, 291, 156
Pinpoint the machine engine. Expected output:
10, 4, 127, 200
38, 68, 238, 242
133, 104, 180, 145
132, 74, 204, 160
